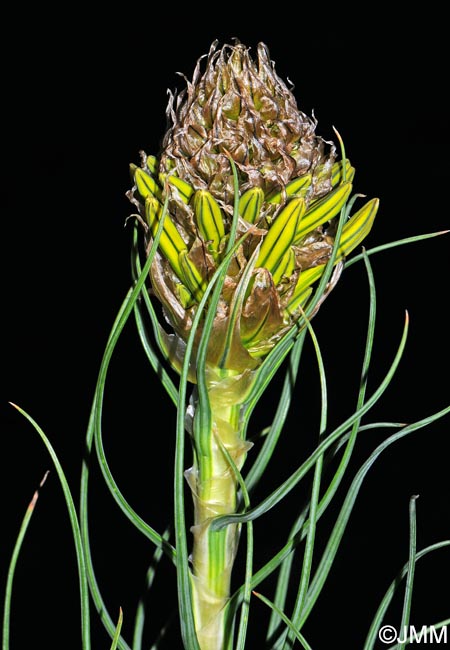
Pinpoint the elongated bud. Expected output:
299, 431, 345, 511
330, 159, 355, 186
239, 187, 264, 224
178, 250, 207, 302
294, 181, 353, 244
256, 198, 306, 274
267, 174, 312, 204
145, 197, 186, 281
135, 167, 162, 201
145, 155, 159, 174
287, 196, 379, 314
272, 247, 296, 286
194, 190, 226, 261
159, 173, 194, 204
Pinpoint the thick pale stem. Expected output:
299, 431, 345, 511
187, 369, 253, 650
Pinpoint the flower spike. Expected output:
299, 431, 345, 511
128, 40, 378, 371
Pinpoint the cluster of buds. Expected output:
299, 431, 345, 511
127, 40, 378, 374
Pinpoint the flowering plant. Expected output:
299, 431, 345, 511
4, 40, 449, 650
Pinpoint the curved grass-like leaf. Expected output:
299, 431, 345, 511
253, 592, 313, 650
131, 225, 178, 406
173, 198, 256, 650
241, 227, 448, 453
346, 230, 449, 269
2, 471, 49, 650
193, 155, 247, 447
280, 316, 328, 650
9, 405, 91, 650
212, 312, 410, 531
176, 160, 263, 648
80, 197, 176, 649
239, 181, 356, 437
110, 608, 124, 650
213, 436, 253, 650
229, 422, 405, 614
300, 403, 450, 630
301, 250, 377, 531
363, 541, 450, 650
398, 495, 419, 650
132, 526, 171, 650
276, 249, 378, 649
243, 332, 306, 496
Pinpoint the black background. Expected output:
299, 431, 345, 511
2, 9, 449, 650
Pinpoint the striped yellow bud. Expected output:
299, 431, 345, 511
266, 174, 312, 204
271, 247, 296, 286
239, 187, 264, 224
287, 196, 379, 314
178, 250, 207, 302
159, 173, 194, 204
294, 182, 352, 244
193, 190, 226, 261
256, 198, 306, 274
330, 159, 355, 186
337, 197, 379, 257
135, 167, 162, 201
144, 197, 186, 281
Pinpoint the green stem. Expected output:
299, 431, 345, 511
188, 370, 251, 650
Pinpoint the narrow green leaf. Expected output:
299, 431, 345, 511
230, 423, 405, 617
217, 245, 259, 369
282, 319, 328, 650
398, 496, 419, 650
2, 472, 49, 650
213, 313, 410, 531
110, 608, 124, 650
300, 403, 450, 630
132, 527, 172, 650
272, 251, 379, 645
9, 406, 91, 650
346, 230, 450, 268
92, 299, 177, 557
243, 333, 306, 494
131, 224, 179, 404
363, 541, 450, 650
253, 592, 313, 650
79, 195, 176, 649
